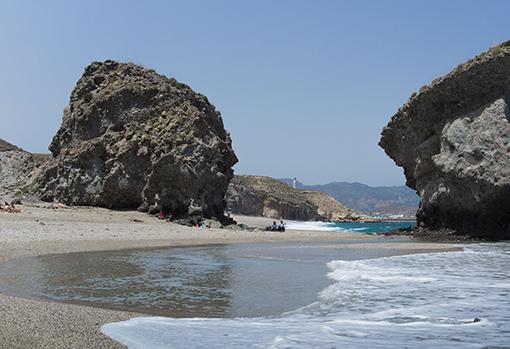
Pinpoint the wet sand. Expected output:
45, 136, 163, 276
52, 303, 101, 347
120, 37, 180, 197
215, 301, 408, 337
0, 205, 457, 348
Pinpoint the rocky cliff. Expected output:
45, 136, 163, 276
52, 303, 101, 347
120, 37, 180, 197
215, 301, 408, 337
379, 41, 510, 240
226, 175, 358, 221
0, 140, 48, 198
33, 60, 238, 220
0, 139, 22, 152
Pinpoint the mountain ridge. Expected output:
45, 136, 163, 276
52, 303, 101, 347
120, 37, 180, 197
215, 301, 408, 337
278, 178, 419, 216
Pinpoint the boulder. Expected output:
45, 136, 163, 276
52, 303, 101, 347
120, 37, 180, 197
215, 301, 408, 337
33, 60, 238, 220
379, 41, 510, 240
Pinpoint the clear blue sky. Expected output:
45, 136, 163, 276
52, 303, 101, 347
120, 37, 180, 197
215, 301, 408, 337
1, 0, 508, 186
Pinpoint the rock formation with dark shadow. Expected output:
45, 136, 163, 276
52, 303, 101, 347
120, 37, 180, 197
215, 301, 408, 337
380, 42, 510, 240
33, 61, 238, 220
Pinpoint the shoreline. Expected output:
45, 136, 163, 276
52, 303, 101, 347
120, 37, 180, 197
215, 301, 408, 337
0, 205, 458, 349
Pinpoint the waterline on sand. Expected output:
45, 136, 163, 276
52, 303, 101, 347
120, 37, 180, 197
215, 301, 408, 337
102, 243, 510, 349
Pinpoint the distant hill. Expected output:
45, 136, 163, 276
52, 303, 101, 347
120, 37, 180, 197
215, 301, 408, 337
226, 175, 359, 221
279, 178, 419, 217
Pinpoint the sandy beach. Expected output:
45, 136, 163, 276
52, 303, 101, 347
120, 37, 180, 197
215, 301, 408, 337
0, 205, 457, 349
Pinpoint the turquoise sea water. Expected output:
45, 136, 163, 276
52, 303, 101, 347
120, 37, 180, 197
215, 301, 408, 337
286, 220, 415, 234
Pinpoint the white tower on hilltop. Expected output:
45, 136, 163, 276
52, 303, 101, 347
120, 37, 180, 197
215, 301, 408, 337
293, 177, 297, 189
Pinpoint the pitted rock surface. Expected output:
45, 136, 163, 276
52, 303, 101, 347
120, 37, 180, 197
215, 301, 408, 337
33, 61, 237, 219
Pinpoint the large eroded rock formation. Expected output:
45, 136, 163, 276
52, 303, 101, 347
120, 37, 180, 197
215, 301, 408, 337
226, 175, 358, 221
379, 42, 510, 239
34, 60, 237, 219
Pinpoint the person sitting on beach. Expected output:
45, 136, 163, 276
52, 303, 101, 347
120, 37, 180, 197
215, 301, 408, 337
277, 220, 286, 232
264, 221, 280, 231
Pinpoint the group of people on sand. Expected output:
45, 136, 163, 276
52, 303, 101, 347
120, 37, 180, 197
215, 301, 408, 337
0, 201, 21, 213
266, 220, 286, 232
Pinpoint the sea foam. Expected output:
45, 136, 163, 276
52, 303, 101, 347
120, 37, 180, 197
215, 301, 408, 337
102, 243, 510, 348
285, 220, 415, 234
285, 220, 340, 231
